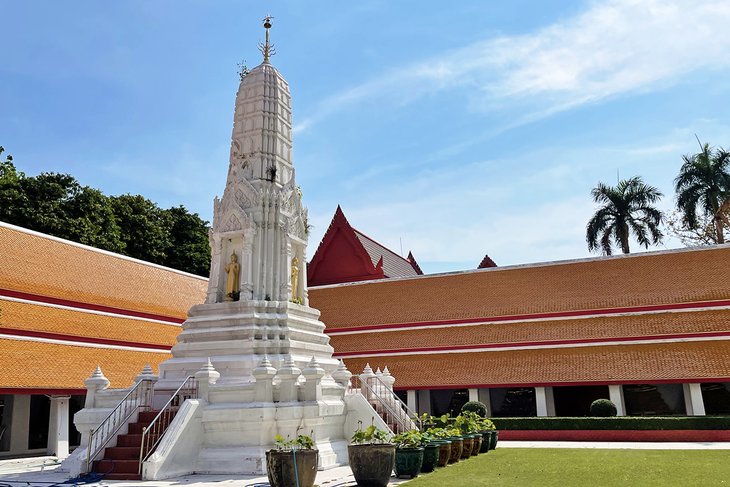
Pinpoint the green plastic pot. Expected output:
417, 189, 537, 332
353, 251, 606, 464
479, 431, 491, 453
394, 447, 424, 479
489, 430, 499, 450
421, 443, 440, 473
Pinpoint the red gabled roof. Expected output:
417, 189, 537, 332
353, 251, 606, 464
307, 206, 421, 286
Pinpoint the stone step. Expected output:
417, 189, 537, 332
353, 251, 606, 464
103, 446, 140, 460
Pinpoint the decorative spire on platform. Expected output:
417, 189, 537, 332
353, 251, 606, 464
259, 15, 276, 63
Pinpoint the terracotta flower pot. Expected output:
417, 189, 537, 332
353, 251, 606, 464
266, 449, 318, 487
348, 443, 395, 487
436, 440, 451, 467
460, 436, 474, 459
471, 434, 482, 456
447, 437, 463, 463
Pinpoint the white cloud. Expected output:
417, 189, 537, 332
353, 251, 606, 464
296, 0, 730, 133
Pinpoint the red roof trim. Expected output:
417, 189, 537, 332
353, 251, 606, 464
392, 377, 730, 391
326, 299, 730, 334
0, 288, 185, 324
333, 330, 730, 357
0, 388, 87, 395
0, 327, 173, 351
407, 251, 424, 275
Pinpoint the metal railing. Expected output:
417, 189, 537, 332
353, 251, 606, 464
350, 375, 419, 434
138, 376, 198, 474
86, 379, 153, 472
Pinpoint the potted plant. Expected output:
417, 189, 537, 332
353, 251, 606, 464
266, 432, 318, 487
445, 427, 463, 464
348, 420, 395, 487
418, 429, 442, 473
426, 427, 453, 468
479, 417, 496, 453
392, 429, 425, 479
454, 413, 480, 459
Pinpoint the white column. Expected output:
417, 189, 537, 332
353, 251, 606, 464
407, 390, 417, 412
535, 387, 554, 417
683, 383, 706, 416
9, 395, 30, 454
478, 389, 493, 417
545, 386, 555, 416
609, 385, 626, 416
468, 388, 479, 402
47, 396, 70, 458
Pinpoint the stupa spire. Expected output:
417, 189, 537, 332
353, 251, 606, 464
259, 15, 276, 63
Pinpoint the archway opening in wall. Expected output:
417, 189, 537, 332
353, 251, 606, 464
623, 384, 685, 416
490, 388, 537, 417
553, 385, 610, 416
430, 389, 468, 417
701, 383, 730, 414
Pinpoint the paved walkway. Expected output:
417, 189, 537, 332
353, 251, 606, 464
3, 442, 730, 486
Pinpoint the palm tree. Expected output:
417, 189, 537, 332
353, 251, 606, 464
674, 141, 730, 244
586, 176, 664, 255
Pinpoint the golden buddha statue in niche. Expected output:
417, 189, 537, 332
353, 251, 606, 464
291, 257, 300, 301
224, 252, 241, 301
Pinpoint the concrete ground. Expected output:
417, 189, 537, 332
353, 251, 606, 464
2, 442, 730, 486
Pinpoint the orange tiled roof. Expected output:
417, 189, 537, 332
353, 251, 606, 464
311, 246, 730, 329
330, 309, 730, 354
0, 299, 179, 347
0, 223, 208, 319
344, 340, 730, 388
0, 337, 170, 390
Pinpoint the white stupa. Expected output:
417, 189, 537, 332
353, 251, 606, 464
64, 17, 398, 480
153, 15, 338, 392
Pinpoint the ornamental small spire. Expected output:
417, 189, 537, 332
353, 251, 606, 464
259, 15, 276, 63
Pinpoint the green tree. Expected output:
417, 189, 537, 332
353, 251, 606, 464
1, 147, 211, 275
110, 194, 173, 265
674, 141, 730, 244
0, 147, 26, 223
586, 176, 664, 255
163, 205, 211, 276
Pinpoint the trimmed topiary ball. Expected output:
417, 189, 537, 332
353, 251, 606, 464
590, 399, 617, 417
461, 401, 488, 417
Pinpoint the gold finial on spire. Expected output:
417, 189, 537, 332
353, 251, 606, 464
259, 15, 276, 63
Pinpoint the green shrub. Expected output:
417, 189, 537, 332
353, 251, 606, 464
491, 416, 730, 431
590, 399, 617, 417
461, 401, 488, 417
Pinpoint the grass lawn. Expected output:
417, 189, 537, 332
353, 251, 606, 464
403, 448, 730, 486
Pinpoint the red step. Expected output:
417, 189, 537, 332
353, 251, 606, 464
117, 434, 143, 447
91, 410, 178, 481
94, 459, 140, 474
103, 446, 140, 460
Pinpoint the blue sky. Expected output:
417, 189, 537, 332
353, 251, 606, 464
2, 0, 730, 273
